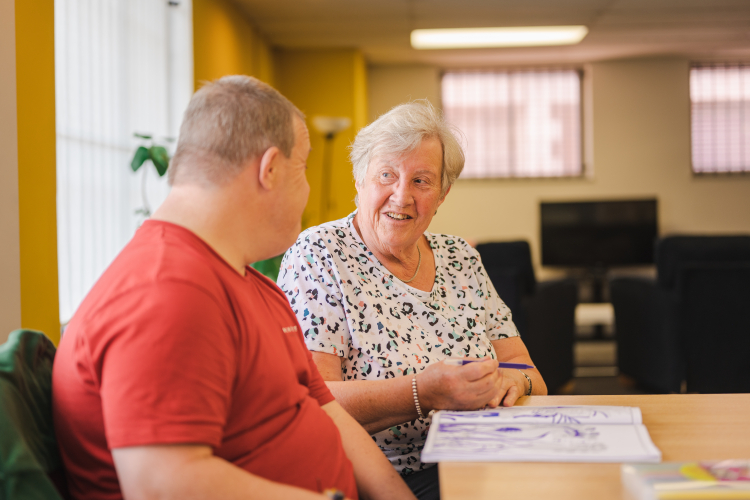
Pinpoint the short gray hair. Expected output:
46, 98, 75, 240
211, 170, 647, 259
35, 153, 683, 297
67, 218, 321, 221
169, 75, 303, 185
349, 100, 464, 204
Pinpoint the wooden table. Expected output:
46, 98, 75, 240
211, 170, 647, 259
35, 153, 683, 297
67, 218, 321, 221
439, 394, 750, 500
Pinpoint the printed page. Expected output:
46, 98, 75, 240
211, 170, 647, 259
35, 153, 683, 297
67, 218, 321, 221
434, 406, 643, 425
422, 411, 661, 463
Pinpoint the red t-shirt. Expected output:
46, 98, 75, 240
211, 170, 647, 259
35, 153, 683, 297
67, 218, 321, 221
52, 220, 357, 500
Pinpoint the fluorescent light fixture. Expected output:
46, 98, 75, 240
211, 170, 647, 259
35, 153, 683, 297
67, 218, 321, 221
411, 26, 589, 49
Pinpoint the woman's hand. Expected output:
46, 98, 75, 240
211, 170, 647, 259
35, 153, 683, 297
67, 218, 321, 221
311, 344, 544, 435
417, 358, 515, 412
493, 368, 529, 408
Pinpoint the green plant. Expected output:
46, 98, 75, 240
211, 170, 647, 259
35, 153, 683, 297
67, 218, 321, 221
130, 133, 173, 216
131, 134, 170, 176
250, 254, 284, 281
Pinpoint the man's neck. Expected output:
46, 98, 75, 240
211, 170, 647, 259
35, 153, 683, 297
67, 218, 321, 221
151, 184, 257, 275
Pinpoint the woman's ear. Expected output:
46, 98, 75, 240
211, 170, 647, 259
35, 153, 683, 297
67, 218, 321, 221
437, 185, 452, 206
258, 146, 281, 190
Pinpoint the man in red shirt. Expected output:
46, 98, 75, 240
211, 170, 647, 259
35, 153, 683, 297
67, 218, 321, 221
52, 75, 416, 500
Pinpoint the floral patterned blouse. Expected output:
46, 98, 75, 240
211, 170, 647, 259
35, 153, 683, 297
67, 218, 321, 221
277, 211, 519, 475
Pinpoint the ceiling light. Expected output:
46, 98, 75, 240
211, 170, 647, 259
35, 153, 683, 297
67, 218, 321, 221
411, 26, 589, 50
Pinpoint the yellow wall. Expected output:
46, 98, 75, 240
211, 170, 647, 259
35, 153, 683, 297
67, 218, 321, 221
370, 58, 750, 279
192, 5, 369, 227
15, 0, 60, 343
193, 0, 275, 87
275, 49, 368, 226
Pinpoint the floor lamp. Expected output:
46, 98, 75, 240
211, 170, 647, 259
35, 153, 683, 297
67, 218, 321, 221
312, 116, 351, 222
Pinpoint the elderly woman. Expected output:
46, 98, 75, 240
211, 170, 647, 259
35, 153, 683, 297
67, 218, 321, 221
278, 102, 546, 500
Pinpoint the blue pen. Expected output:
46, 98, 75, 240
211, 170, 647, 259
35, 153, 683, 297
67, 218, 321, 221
444, 358, 535, 370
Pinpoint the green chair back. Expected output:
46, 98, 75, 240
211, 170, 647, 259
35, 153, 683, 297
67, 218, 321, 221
0, 329, 64, 500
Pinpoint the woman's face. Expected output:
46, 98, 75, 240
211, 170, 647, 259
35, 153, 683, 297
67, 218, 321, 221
356, 137, 450, 255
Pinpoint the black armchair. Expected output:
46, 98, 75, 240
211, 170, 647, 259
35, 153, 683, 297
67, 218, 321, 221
476, 241, 578, 395
610, 236, 750, 394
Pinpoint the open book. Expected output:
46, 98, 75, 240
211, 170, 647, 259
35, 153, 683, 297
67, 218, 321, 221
421, 406, 661, 463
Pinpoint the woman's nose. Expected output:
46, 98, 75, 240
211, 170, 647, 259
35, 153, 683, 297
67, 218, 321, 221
391, 179, 415, 204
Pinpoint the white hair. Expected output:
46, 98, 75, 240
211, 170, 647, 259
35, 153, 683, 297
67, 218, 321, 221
349, 100, 465, 205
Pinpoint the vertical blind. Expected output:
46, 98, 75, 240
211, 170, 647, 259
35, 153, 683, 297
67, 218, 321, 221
691, 63, 750, 174
55, 0, 193, 323
442, 69, 582, 179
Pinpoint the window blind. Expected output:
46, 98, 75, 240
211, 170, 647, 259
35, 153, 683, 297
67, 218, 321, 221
442, 69, 582, 179
55, 0, 193, 323
691, 63, 750, 174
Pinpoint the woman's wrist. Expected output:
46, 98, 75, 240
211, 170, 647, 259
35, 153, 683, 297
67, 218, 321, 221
412, 372, 435, 414
517, 370, 532, 396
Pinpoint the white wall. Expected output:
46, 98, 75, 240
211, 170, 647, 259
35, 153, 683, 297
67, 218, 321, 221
0, 0, 21, 343
369, 58, 750, 279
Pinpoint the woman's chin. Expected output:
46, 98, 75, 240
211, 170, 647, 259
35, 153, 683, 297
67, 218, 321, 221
376, 232, 420, 251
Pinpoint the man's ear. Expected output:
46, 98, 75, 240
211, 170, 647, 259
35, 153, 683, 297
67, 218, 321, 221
258, 146, 282, 190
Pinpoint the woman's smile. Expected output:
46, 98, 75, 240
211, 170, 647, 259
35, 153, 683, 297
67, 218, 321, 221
385, 212, 413, 220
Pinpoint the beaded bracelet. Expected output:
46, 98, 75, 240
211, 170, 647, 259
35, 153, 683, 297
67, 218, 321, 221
412, 375, 425, 419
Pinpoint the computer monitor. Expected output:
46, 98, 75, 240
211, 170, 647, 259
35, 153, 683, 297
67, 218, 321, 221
541, 199, 658, 268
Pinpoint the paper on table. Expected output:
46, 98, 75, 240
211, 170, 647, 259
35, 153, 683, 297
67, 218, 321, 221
421, 406, 661, 464
434, 406, 643, 425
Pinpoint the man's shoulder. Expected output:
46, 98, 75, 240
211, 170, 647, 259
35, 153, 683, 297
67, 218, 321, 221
122, 221, 229, 283
75, 221, 235, 322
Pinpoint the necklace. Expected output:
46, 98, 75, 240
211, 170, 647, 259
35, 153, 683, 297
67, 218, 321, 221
401, 245, 422, 283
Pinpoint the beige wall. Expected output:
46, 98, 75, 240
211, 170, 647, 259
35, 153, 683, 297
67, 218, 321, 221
369, 58, 750, 278
0, 0, 21, 343
368, 65, 441, 122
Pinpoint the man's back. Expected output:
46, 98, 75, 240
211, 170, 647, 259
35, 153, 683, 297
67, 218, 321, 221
52, 220, 356, 500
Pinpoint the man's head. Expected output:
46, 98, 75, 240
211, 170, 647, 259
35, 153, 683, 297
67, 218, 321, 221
156, 76, 311, 269
169, 75, 303, 186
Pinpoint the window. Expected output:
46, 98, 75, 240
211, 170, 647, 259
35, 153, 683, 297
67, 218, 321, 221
442, 69, 582, 179
55, 0, 193, 323
690, 63, 750, 174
